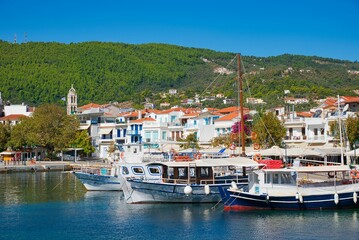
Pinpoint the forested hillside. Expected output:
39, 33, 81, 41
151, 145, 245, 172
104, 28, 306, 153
0, 40, 358, 108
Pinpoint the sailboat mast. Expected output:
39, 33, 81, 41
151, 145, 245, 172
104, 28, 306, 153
237, 54, 246, 156
338, 95, 344, 165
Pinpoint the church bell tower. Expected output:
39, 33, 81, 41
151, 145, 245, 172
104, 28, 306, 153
67, 84, 77, 115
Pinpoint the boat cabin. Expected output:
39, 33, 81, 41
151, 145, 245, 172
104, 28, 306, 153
155, 157, 258, 185
121, 163, 162, 180
249, 165, 352, 195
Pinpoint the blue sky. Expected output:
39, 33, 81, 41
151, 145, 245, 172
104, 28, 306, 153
1, 0, 358, 61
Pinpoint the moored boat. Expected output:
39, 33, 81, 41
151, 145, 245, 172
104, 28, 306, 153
122, 157, 259, 203
73, 163, 163, 191
220, 164, 359, 210
73, 165, 123, 191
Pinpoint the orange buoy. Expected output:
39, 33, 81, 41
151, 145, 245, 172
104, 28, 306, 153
251, 132, 258, 140
253, 154, 262, 162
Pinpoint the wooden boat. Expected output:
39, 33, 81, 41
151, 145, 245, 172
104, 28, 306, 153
122, 157, 259, 203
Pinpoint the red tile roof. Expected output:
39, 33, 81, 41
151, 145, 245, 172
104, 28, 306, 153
0, 114, 27, 121
341, 96, 359, 103
216, 112, 240, 121
215, 106, 249, 114
296, 112, 313, 117
131, 117, 156, 123
79, 103, 101, 109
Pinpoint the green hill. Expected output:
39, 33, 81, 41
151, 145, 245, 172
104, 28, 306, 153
0, 40, 358, 108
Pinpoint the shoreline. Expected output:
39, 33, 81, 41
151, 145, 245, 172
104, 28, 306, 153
0, 160, 108, 173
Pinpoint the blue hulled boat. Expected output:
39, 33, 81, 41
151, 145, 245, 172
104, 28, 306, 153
220, 165, 359, 210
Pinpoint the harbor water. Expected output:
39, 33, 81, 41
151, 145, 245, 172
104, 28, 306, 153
1, 172, 359, 240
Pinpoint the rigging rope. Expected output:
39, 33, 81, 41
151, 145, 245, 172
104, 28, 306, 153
198, 55, 237, 99
240, 56, 278, 146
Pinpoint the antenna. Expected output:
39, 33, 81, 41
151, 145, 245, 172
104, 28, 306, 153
14, 33, 17, 44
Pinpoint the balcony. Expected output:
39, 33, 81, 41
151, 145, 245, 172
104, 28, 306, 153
127, 130, 141, 135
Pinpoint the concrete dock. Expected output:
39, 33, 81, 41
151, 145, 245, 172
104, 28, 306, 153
0, 160, 107, 173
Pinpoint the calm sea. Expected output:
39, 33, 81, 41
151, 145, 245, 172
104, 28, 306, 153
0, 172, 358, 240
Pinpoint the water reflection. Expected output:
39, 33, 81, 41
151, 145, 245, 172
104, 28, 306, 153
0, 172, 87, 205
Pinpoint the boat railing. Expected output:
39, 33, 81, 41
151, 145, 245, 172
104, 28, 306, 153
73, 166, 113, 176
161, 178, 194, 184
200, 178, 248, 185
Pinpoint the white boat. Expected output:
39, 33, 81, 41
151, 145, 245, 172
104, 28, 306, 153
220, 164, 359, 210
73, 165, 123, 191
73, 163, 163, 191
122, 157, 259, 203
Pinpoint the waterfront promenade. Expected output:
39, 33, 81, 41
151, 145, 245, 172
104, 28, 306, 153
0, 159, 107, 173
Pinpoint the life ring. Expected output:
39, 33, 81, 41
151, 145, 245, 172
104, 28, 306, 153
253, 143, 260, 150
350, 170, 359, 179
230, 144, 236, 150
251, 132, 257, 140
253, 154, 262, 162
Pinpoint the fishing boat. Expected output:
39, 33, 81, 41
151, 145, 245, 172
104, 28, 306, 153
122, 157, 259, 203
73, 165, 123, 191
73, 162, 163, 191
220, 163, 359, 210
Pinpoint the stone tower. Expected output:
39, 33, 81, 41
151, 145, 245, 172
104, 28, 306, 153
67, 84, 77, 115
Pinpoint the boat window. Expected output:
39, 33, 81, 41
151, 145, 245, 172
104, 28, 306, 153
132, 167, 144, 175
280, 173, 293, 184
168, 168, 174, 178
200, 167, 210, 177
122, 166, 129, 175
273, 174, 279, 184
189, 168, 195, 177
148, 166, 161, 175
178, 167, 186, 178
265, 173, 271, 184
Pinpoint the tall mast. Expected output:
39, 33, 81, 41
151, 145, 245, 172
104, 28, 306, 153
338, 95, 344, 165
238, 54, 246, 156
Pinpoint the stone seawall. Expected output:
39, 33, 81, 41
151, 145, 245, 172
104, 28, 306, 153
0, 161, 76, 173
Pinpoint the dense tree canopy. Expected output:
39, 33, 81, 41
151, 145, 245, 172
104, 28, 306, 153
0, 123, 10, 151
346, 115, 359, 148
0, 40, 358, 109
69, 130, 95, 156
8, 104, 79, 158
251, 112, 286, 149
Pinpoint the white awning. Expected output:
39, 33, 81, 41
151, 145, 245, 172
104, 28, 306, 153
79, 124, 90, 130
151, 157, 260, 167
0, 151, 16, 155
98, 128, 113, 135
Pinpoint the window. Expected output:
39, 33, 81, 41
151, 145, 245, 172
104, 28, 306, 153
178, 168, 187, 178
132, 167, 144, 175
265, 173, 271, 184
189, 168, 195, 177
314, 128, 318, 135
200, 167, 210, 177
273, 174, 279, 184
148, 166, 161, 175
162, 131, 167, 140
280, 173, 293, 184
122, 166, 129, 175
320, 128, 325, 135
